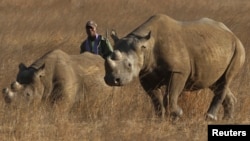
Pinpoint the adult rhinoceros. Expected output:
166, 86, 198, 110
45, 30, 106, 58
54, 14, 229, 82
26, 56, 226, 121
2, 49, 117, 114
105, 14, 245, 120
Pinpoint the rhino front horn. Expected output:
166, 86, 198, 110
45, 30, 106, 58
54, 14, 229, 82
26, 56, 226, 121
107, 56, 116, 69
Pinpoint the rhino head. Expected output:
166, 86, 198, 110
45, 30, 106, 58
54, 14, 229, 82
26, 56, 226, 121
2, 63, 45, 104
105, 31, 153, 86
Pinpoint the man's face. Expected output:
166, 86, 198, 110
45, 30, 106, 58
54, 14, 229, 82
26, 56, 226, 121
86, 26, 97, 37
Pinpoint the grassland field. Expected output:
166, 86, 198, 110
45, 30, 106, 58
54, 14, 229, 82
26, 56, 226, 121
0, 0, 249, 140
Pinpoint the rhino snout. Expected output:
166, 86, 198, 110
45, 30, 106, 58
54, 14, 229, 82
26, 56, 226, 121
114, 77, 121, 85
104, 74, 123, 86
2, 88, 14, 103
2, 88, 9, 95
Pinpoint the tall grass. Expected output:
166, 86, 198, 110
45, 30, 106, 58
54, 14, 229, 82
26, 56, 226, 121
0, 0, 249, 140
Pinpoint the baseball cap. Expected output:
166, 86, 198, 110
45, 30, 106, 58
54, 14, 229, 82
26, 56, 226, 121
86, 20, 97, 28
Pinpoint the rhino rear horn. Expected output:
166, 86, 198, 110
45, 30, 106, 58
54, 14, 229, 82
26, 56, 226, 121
114, 50, 122, 60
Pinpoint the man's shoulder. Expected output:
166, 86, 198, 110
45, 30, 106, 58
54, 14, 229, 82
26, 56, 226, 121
98, 35, 109, 41
81, 39, 87, 46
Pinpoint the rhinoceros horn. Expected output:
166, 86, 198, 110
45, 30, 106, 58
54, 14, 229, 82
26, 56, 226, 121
11, 81, 23, 91
114, 50, 122, 60
107, 56, 116, 69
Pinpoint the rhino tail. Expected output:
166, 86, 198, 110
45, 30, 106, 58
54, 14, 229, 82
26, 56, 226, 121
224, 38, 245, 84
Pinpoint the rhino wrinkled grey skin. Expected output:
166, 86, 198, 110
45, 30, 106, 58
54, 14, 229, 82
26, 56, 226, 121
2, 49, 116, 114
105, 14, 246, 120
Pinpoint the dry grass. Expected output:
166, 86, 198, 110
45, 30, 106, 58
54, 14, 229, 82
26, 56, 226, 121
0, 0, 250, 140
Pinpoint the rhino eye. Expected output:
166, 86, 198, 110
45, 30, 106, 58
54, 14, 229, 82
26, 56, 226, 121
126, 62, 132, 72
26, 93, 30, 97
128, 63, 132, 68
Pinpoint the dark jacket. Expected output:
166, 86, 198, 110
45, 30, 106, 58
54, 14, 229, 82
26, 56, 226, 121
80, 35, 113, 59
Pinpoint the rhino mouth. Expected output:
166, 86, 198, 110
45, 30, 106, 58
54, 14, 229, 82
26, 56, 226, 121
104, 75, 124, 86
4, 95, 12, 103
2, 88, 14, 103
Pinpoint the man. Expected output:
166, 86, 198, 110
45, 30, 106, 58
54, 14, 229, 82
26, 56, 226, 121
80, 20, 113, 59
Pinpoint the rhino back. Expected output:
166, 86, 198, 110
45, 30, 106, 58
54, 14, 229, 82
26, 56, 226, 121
180, 20, 236, 86
130, 14, 242, 88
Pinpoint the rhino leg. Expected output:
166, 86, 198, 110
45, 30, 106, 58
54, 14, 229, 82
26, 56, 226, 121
49, 83, 76, 116
52, 94, 75, 119
140, 77, 166, 118
146, 88, 165, 118
222, 89, 236, 120
154, 88, 166, 119
206, 84, 228, 120
166, 72, 187, 119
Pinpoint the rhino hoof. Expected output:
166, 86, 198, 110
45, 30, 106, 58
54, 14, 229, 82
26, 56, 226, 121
205, 113, 217, 121
222, 115, 233, 120
170, 115, 180, 123
170, 109, 183, 121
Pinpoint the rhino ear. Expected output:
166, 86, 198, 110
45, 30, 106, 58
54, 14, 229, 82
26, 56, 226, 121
19, 63, 27, 71
143, 31, 151, 40
35, 63, 45, 77
139, 31, 151, 49
110, 29, 119, 44
137, 31, 151, 46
